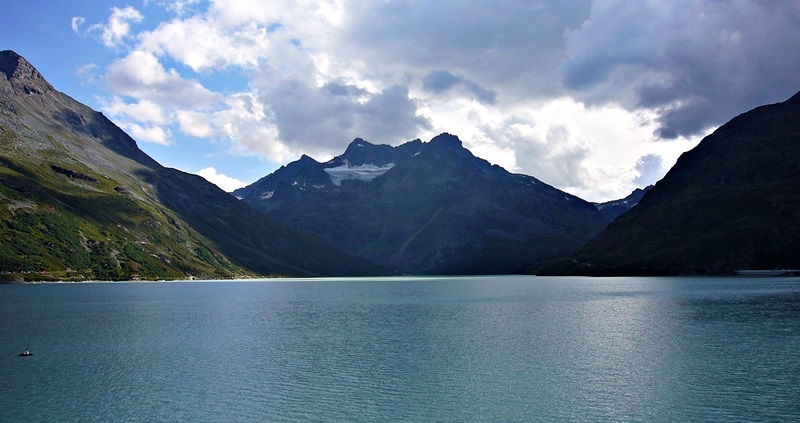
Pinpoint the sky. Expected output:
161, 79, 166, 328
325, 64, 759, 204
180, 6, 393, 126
1, 1, 799, 202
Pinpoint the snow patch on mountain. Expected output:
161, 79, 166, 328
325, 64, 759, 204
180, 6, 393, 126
324, 159, 395, 186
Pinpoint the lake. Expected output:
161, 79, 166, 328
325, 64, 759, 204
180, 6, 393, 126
1, 276, 799, 421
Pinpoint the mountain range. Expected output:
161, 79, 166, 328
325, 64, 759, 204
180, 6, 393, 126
234, 134, 612, 275
3, 49, 796, 280
0, 50, 382, 281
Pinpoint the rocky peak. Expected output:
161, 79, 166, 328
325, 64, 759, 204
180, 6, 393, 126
0, 50, 54, 96
339, 138, 397, 167
298, 154, 318, 164
428, 133, 463, 149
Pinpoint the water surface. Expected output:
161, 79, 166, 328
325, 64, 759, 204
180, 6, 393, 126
2, 276, 799, 421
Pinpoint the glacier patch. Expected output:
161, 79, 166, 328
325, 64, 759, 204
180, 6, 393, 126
324, 159, 395, 186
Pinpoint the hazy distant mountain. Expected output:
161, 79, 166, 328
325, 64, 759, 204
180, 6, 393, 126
594, 186, 653, 220
234, 134, 611, 275
0, 50, 382, 281
540, 91, 800, 276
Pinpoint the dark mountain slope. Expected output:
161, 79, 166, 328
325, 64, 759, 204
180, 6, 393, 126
235, 134, 611, 275
0, 50, 382, 280
541, 91, 800, 275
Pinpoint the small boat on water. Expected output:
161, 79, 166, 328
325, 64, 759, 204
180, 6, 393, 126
19, 349, 32, 357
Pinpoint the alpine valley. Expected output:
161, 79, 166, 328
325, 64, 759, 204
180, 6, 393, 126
2, 49, 798, 280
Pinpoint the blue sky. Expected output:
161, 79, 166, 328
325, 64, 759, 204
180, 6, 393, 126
2, 1, 799, 201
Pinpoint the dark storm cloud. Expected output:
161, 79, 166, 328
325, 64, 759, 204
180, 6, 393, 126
422, 70, 461, 93
342, 0, 592, 98
254, 68, 429, 154
422, 70, 497, 104
337, 1, 800, 140
358, 84, 432, 139
323, 81, 368, 98
563, 1, 800, 139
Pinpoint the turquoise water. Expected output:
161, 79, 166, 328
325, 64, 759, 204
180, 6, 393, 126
1, 276, 799, 422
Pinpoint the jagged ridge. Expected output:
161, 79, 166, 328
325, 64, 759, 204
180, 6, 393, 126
235, 133, 611, 275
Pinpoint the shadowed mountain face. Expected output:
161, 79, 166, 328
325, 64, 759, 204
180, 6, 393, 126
0, 50, 383, 281
541, 91, 800, 276
235, 134, 611, 275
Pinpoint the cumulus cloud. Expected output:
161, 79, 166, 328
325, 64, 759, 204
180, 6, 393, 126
196, 167, 247, 192
478, 113, 593, 192
176, 110, 214, 138
88, 6, 144, 49
250, 64, 431, 157
340, 1, 590, 99
138, 15, 272, 72
563, 0, 800, 139
126, 123, 172, 145
99, 96, 173, 145
105, 50, 222, 108
210, 92, 289, 161
82, 0, 800, 201
102, 97, 167, 124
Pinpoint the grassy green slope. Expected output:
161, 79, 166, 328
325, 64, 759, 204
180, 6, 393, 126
0, 133, 246, 281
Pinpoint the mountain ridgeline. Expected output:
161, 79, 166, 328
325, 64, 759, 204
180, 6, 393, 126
3, 49, 796, 280
0, 50, 382, 281
234, 134, 612, 275
541, 91, 800, 275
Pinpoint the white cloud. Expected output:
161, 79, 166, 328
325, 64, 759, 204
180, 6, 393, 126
138, 16, 272, 72
176, 110, 214, 138
338, 1, 590, 100
88, 6, 144, 49
100, 96, 172, 145
105, 50, 222, 108
211, 92, 289, 161
126, 123, 172, 145
427, 97, 699, 202
102, 97, 167, 124
71, 17, 85, 34
151, 0, 203, 16
196, 167, 247, 192
84, 0, 800, 201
